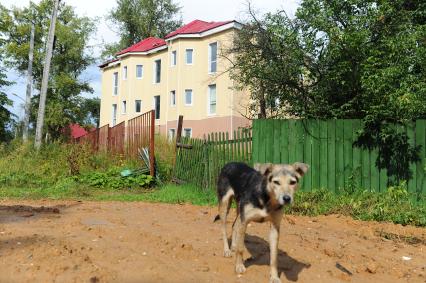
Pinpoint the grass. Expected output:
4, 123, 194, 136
286, 186, 426, 227
1, 140, 425, 227
0, 183, 217, 206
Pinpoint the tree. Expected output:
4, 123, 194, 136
0, 70, 14, 142
229, 0, 426, 183
35, 0, 60, 149
226, 5, 309, 119
78, 97, 100, 128
104, 0, 182, 58
1, 0, 97, 140
0, 4, 14, 142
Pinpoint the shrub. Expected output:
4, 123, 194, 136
78, 168, 153, 189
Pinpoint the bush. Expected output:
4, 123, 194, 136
78, 168, 153, 189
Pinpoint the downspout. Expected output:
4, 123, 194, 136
165, 41, 170, 135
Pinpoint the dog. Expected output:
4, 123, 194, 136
215, 162, 309, 283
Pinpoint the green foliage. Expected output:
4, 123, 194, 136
230, 0, 426, 182
104, 0, 182, 58
355, 120, 421, 183
0, 0, 98, 139
0, 70, 14, 142
232, 0, 426, 119
0, 142, 130, 188
0, 4, 14, 142
287, 183, 426, 227
79, 169, 153, 189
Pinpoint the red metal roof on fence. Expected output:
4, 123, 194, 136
165, 20, 233, 39
116, 37, 167, 56
69, 124, 88, 139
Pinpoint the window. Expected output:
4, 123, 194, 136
185, 89, 193, 106
112, 104, 117, 126
135, 100, 141, 113
122, 100, 127, 114
113, 72, 118, 95
184, 128, 192, 138
154, 59, 161, 83
170, 90, 176, 106
123, 66, 127, 80
171, 50, 177, 66
168, 128, 176, 140
136, 65, 143, 78
186, 49, 193, 64
209, 42, 217, 73
153, 95, 160, 119
208, 84, 216, 115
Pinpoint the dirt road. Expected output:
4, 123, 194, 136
0, 200, 425, 283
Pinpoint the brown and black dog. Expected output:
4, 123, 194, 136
215, 162, 309, 283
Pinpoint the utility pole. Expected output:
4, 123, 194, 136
34, 0, 60, 149
23, 20, 35, 142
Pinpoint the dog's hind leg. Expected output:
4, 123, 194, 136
219, 189, 234, 258
230, 209, 240, 252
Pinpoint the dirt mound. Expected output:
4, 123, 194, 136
0, 200, 425, 282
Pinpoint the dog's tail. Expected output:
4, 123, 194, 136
213, 214, 220, 222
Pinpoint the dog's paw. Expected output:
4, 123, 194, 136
223, 249, 232, 258
235, 263, 246, 274
269, 276, 281, 283
230, 244, 236, 252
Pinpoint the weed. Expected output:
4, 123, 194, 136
78, 169, 153, 189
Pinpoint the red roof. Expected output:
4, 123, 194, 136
69, 124, 89, 139
165, 20, 233, 39
116, 37, 166, 56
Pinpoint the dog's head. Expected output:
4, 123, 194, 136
254, 162, 309, 207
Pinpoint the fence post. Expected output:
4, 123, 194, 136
150, 110, 155, 176
176, 115, 183, 149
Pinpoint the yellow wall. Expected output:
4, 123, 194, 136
99, 27, 250, 135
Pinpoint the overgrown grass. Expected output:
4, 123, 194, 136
0, 183, 216, 205
286, 184, 426, 227
0, 141, 153, 192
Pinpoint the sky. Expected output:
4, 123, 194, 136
1, 0, 300, 118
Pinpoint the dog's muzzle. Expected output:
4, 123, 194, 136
282, 195, 292, 205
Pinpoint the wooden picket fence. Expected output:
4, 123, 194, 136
252, 119, 426, 196
75, 110, 155, 176
174, 128, 252, 190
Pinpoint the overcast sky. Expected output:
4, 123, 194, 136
1, 0, 300, 118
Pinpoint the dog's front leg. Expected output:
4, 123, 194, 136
234, 216, 247, 274
269, 213, 282, 283
231, 212, 240, 252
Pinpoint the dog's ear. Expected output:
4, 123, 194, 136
254, 163, 273, 176
293, 162, 309, 177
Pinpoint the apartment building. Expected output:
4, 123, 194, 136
99, 20, 250, 138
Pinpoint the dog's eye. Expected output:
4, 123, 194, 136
289, 180, 297, 185
273, 180, 280, 185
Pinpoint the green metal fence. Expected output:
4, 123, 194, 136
174, 128, 252, 190
253, 119, 426, 195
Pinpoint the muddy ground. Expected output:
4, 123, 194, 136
0, 200, 425, 283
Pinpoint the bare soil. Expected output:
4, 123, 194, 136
0, 200, 425, 283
